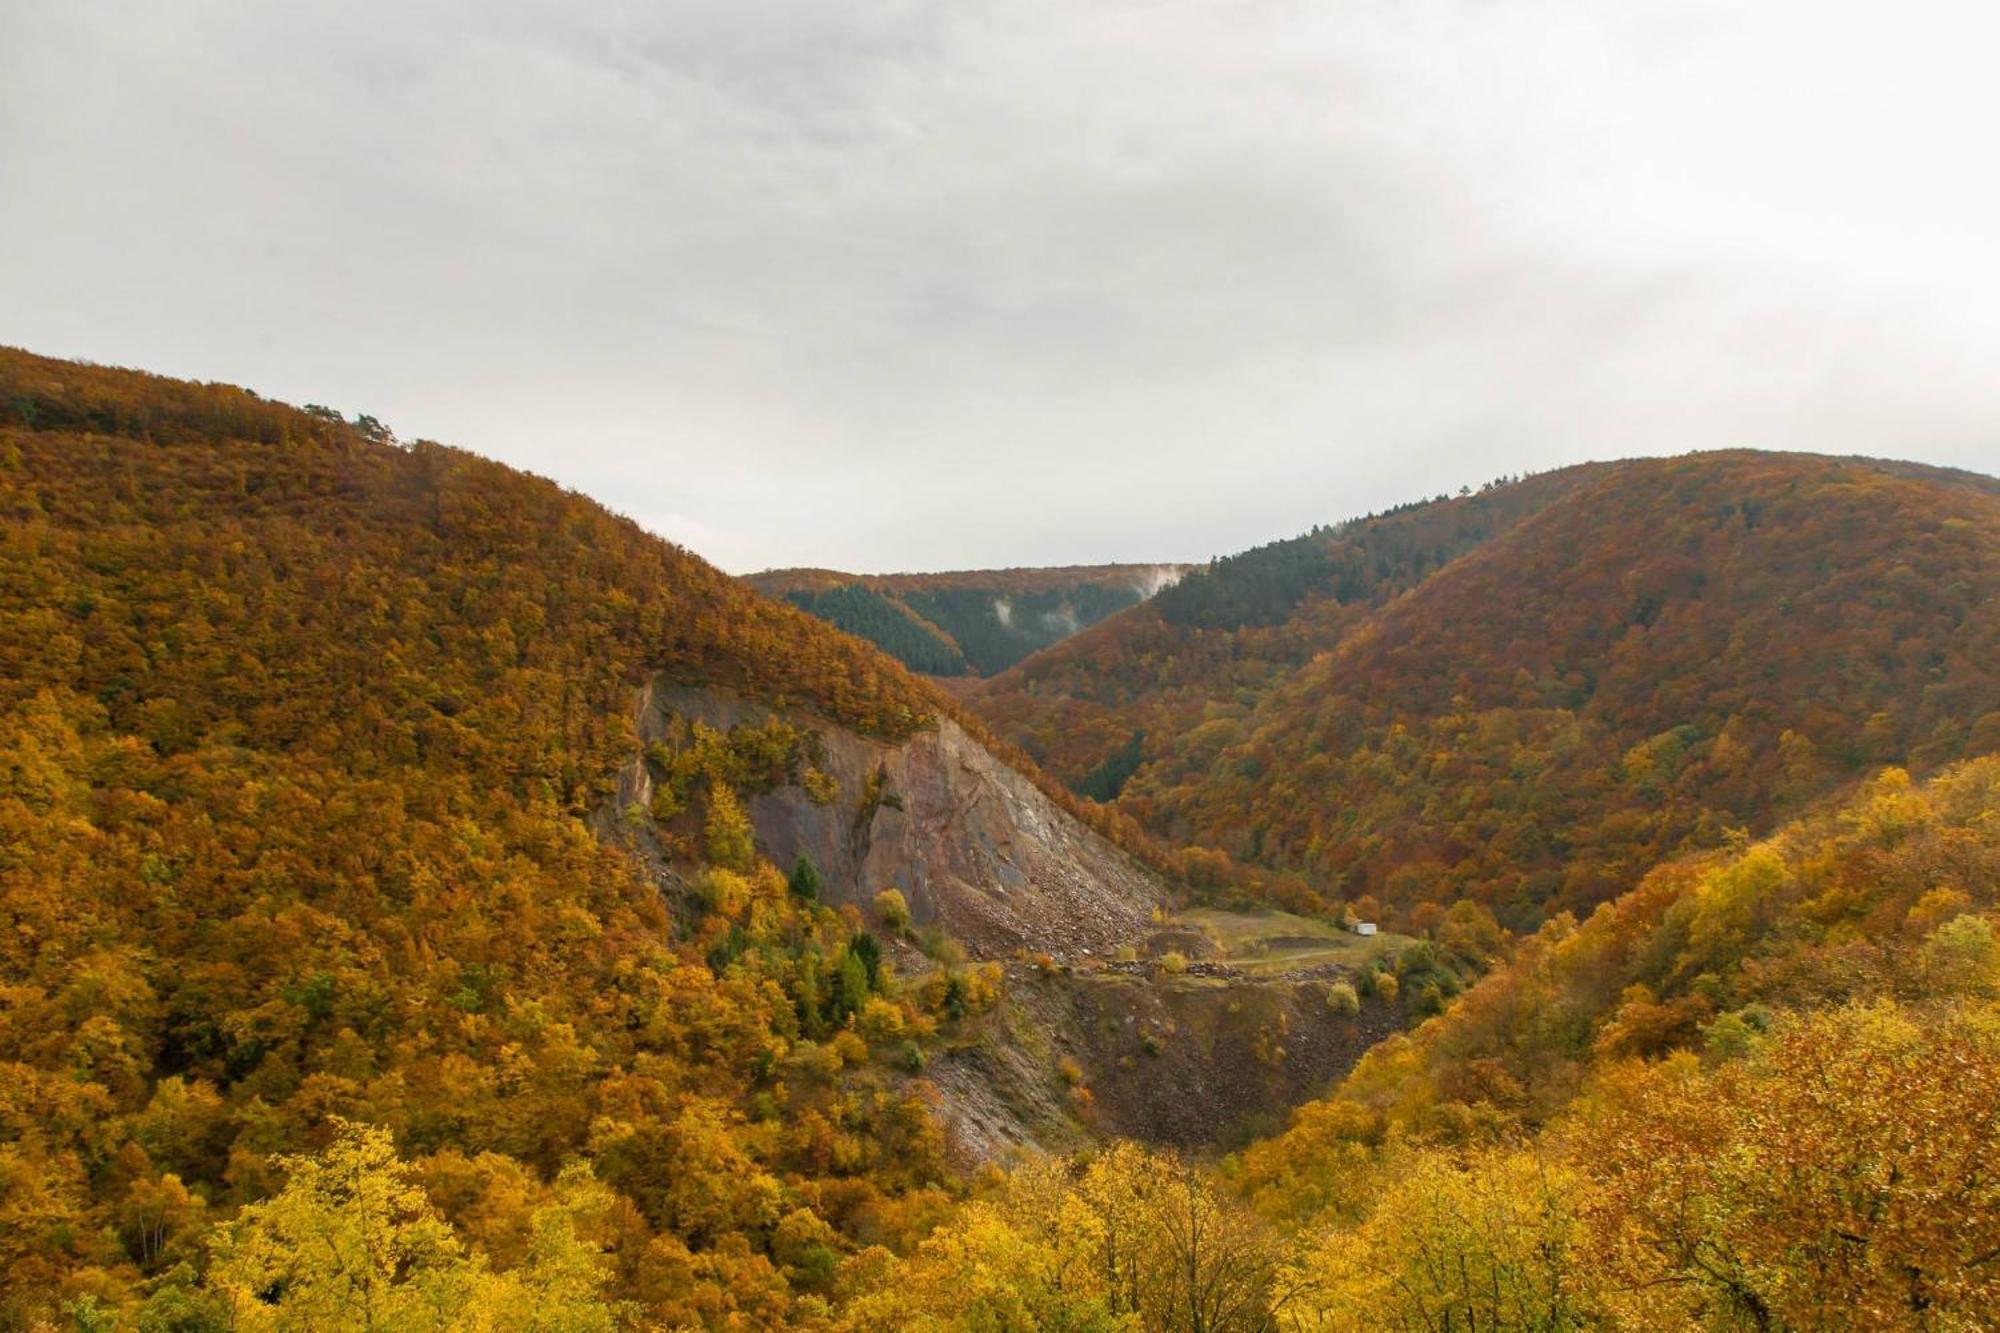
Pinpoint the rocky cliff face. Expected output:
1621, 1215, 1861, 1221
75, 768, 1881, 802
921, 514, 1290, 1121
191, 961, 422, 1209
601, 678, 1395, 1164
617, 679, 1164, 960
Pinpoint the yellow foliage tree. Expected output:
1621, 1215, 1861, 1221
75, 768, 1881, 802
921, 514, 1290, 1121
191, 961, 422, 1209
208, 1120, 619, 1331
208, 1119, 483, 1331
703, 782, 756, 873
1277, 1148, 1598, 1332
1564, 1002, 2000, 1329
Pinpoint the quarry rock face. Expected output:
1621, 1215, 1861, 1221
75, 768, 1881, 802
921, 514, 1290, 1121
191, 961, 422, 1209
630, 681, 1163, 959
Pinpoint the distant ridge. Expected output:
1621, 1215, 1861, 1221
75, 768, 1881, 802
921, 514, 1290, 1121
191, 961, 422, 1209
748, 561, 1190, 675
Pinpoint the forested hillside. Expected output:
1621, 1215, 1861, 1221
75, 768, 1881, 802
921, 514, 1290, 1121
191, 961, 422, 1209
749, 564, 1186, 676
844, 756, 2000, 1329
753, 581, 970, 675
0, 348, 1142, 1328
973, 468, 1596, 791
1245, 758, 2000, 1152
1225, 755, 2000, 1329
976, 452, 2000, 927
6, 345, 1996, 1331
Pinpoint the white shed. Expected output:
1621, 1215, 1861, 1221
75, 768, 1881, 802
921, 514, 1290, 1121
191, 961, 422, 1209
1351, 921, 1378, 937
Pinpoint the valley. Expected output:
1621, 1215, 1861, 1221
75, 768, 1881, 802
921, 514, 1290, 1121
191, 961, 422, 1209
3, 346, 1996, 1330
591, 670, 1424, 1163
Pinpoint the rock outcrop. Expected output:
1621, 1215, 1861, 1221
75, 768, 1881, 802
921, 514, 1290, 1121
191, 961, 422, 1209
622, 679, 1163, 960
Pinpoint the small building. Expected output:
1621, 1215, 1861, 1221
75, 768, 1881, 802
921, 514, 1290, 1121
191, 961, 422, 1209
1350, 921, 1378, 937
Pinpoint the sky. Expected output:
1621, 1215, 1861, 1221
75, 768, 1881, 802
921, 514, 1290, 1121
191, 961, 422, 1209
5, 0, 1999, 574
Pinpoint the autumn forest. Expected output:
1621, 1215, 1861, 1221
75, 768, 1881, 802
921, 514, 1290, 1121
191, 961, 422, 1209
3, 345, 1998, 1332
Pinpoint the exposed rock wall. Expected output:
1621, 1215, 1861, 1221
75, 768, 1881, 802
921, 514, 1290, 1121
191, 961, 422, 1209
629, 680, 1163, 959
606, 679, 1394, 1163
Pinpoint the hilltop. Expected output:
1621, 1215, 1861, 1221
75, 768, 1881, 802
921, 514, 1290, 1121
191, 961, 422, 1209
973, 452, 2000, 926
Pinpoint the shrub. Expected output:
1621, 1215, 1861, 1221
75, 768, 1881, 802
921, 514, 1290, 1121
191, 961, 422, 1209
857, 996, 907, 1046
917, 926, 965, 967
874, 887, 912, 933
697, 868, 752, 917
1924, 914, 1999, 996
800, 766, 839, 805
1326, 980, 1360, 1017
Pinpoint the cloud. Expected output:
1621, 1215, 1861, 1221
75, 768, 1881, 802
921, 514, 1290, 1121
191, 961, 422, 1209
4, 0, 1997, 572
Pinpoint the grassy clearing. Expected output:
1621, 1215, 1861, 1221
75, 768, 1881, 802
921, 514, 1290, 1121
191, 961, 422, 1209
1175, 907, 1412, 976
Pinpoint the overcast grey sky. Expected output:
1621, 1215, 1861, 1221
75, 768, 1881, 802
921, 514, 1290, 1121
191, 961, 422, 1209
5, 1, 1998, 572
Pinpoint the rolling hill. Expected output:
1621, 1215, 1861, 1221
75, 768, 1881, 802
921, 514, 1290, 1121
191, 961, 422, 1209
1240, 755, 2000, 1167
971, 467, 1601, 797
1228, 753, 2000, 1329
973, 452, 2000, 927
0, 347, 1170, 1326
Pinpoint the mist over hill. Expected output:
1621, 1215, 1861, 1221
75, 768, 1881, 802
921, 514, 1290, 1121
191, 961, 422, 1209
747, 564, 1190, 676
